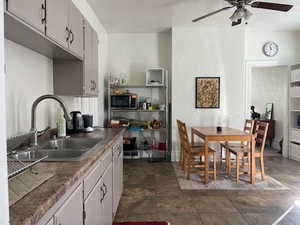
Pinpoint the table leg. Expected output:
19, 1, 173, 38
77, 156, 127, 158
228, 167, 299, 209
204, 139, 209, 184
251, 136, 256, 184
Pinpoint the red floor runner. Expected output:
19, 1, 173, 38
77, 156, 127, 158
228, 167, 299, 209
113, 222, 169, 225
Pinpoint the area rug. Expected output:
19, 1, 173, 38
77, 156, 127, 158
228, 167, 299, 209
173, 163, 289, 190
113, 223, 170, 225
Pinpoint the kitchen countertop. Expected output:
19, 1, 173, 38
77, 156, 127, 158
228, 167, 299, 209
9, 128, 125, 225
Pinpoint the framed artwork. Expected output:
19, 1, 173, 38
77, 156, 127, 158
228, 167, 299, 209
195, 77, 220, 108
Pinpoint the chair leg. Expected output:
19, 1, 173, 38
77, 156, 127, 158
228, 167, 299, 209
260, 156, 265, 181
220, 145, 223, 166
228, 151, 232, 176
213, 153, 217, 181
236, 153, 240, 183
187, 156, 191, 180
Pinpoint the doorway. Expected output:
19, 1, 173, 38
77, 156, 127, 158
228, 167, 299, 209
244, 61, 289, 157
251, 66, 288, 154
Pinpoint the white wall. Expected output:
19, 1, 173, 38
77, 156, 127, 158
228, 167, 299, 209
245, 31, 299, 64
171, 27, 245, 161
107, 32, 172, 84
251, 66, 288, 149
0, 0, 10, 224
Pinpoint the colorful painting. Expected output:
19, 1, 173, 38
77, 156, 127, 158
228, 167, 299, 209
195, 77, 220, 108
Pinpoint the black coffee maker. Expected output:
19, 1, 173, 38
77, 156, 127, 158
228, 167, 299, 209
67, 111, 84, 133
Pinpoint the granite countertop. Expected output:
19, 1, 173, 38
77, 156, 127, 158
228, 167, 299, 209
9, 128, 125, 225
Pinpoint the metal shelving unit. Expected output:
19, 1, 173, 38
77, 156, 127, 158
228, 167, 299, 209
107, 73, 171, 162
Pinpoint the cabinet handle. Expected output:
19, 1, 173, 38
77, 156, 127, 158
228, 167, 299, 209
69, 30, 74, 44
100, 186, 104, 203
65, 27, 70, 42
41, 3, 46, 24
103, 183, 107, 196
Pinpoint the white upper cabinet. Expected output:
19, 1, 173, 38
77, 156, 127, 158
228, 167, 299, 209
6, 0, 46, 33
46, 0, 69, 49
68, 1, 84, 58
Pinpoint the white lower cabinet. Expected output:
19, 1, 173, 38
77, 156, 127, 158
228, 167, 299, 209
54, 184, 83, 225
101, 163, 113, 225
85, 162, 113, 225
38, 137, 123, 225
84, 178, 102, 225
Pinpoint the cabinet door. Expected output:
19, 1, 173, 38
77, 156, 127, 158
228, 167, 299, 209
91, 30, 99, 95
54, 184, 83, 225
7, 0, 46, 33
46, 0, 69, 49
113, 151, 119, 216
83, 21, 93, 96
102, 163, 113, 225
118, 145, 123, 202
85, 179, 102, 225
68, 1, 84, 58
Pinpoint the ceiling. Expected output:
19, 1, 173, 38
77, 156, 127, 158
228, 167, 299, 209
87, 0, 300, 33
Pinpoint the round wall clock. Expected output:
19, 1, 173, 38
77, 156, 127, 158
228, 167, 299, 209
263, 41, 279, 57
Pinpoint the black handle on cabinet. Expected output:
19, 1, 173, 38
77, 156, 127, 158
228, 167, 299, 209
41, 3, 46, 24
65, 27, 70, 42
69, 30, 74, 44
103, 183, 107, 196
100, 186, 104, 203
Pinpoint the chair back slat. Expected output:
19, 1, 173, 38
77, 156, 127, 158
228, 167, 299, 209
177, 120, 191, 154
242, 120, 255, 146
254, 122, 269, 154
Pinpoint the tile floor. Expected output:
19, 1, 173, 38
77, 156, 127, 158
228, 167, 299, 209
114, 151, 300, 225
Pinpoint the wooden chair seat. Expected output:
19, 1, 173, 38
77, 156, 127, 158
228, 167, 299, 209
177, 120, 217, 181
190, 147, 216, 156
226, 122, 269, 183
220, 120, 255, 166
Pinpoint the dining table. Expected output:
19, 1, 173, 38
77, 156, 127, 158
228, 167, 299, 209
191, 127, 256, 184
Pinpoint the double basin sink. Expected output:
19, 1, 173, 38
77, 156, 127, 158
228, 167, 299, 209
13, 137, 101, 162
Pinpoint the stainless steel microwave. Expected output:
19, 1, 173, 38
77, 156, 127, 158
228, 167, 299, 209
111, 94, 137, 109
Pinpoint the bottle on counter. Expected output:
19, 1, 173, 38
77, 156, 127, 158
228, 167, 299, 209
57, 108, 66, 137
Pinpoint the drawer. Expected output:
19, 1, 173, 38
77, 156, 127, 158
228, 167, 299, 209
84, 162, 101, 200
290, 143, 300, 161
290, 129, 300, 142
100, 148, 112, 176
291, 70, 300, 82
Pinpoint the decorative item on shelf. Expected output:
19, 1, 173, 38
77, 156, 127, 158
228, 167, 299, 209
146, 68, 165, 86
250, 105, 261, 120
216, 126, 222, 133
159, 104, 166, 111
264, 103, 273, 120
123, 137, 136, 151
195, 77, 220, 108
148, 120, 163, 130
158, 141, 167, 151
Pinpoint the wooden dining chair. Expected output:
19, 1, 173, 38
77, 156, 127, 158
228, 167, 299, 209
220, 120, 255, 165
226, 121, 269, 183
177, 120, 217, 180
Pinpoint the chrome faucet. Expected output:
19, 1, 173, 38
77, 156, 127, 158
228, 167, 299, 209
30, 94, 71, 146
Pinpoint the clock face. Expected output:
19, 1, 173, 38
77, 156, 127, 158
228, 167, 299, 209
263, 42, 279, 57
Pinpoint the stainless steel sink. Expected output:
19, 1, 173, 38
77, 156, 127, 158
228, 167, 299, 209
41, 138, 100, 151
13, 150, 88, 162
9, 137, 101, 162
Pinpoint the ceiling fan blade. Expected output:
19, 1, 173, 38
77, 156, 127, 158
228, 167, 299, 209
192, 6, 233, 23
251, 1, 293, 12
232, 18, 242, 26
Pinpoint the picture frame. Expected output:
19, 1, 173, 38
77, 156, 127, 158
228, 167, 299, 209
195, 77, 220, 109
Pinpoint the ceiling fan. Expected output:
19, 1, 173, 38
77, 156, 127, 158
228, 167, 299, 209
192, 0, 293, 26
